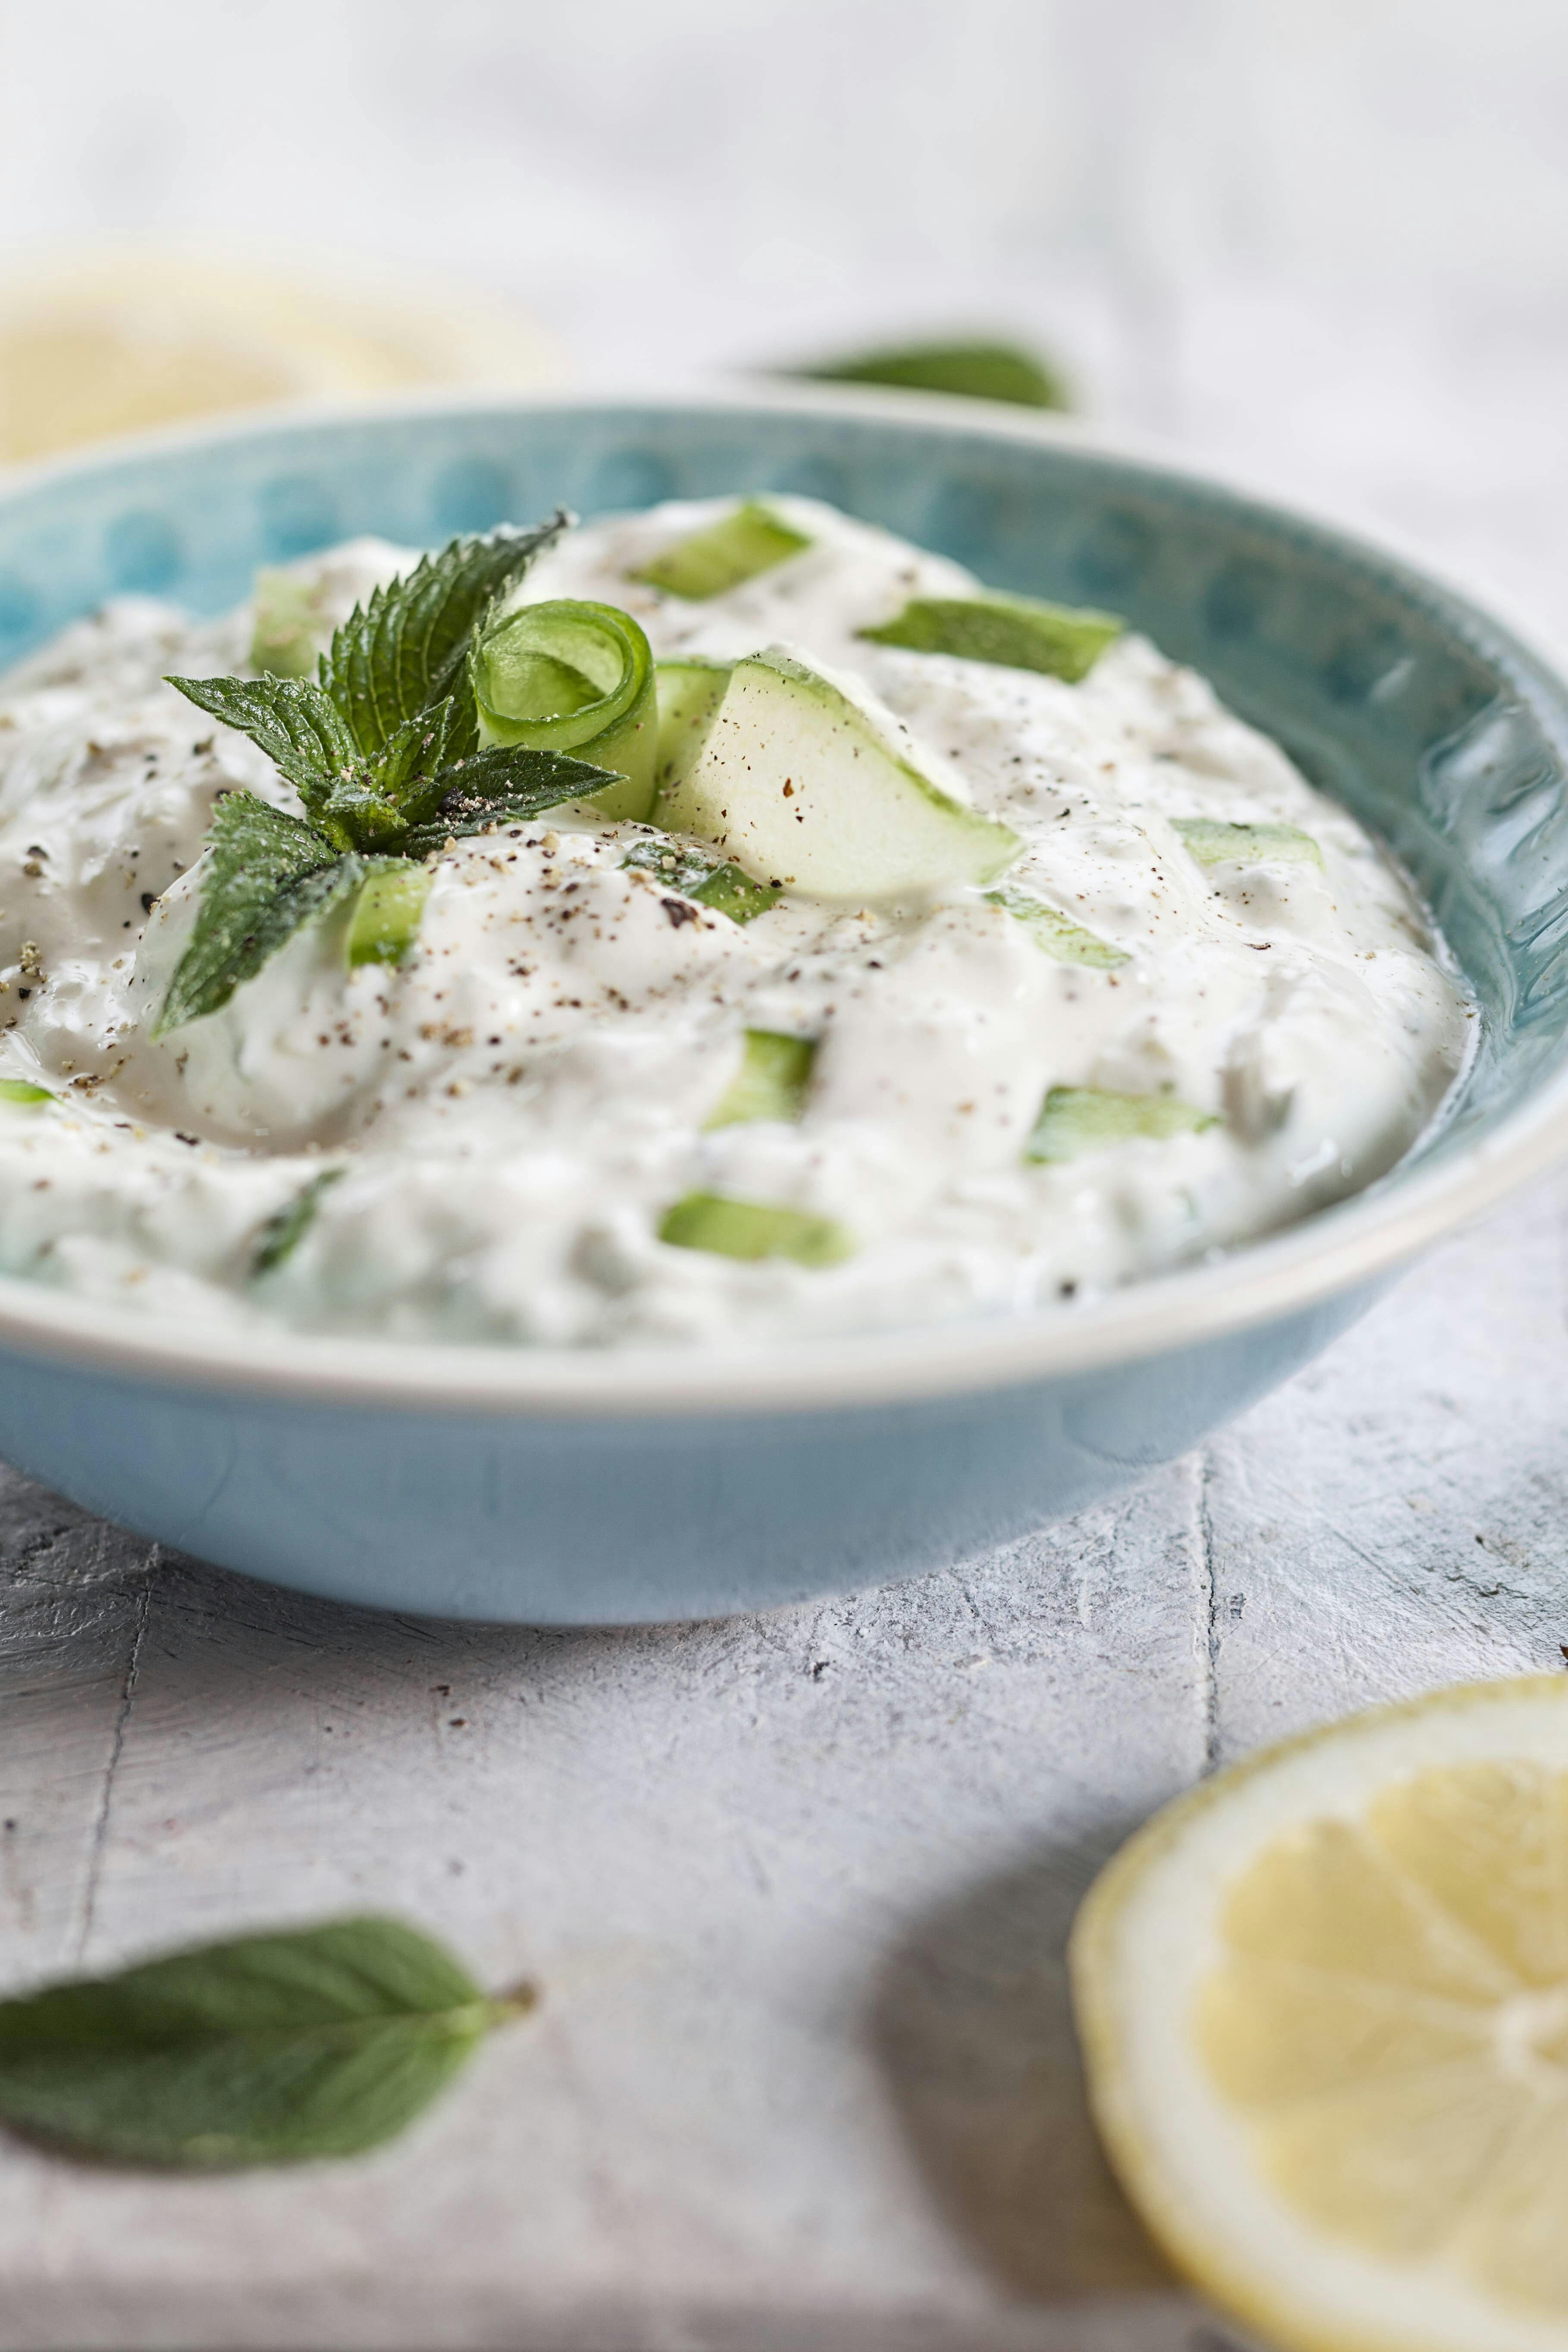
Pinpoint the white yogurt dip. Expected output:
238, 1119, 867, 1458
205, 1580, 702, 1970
0, 498, 1472, 1345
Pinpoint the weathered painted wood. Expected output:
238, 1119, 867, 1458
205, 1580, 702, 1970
0, 1457, 1206, 2349
0, 1477, 153, 1975
1207, 1175, 1568, 1762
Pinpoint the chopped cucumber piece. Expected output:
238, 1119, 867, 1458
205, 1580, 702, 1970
1025, 1086, 1218, 1165
859, 591, 1122, 682
251, 1167, 344, 1278
690, 864, 779, 923
1174, 819, 1322, 870
348, 864, 431, 968
621, 838, 780, 924
623, 837, 726, 895
653, 657, 731, 802
704, 1030, 816, 1130
985, 886, 1128, 968
659, 647, 1021, 904
0, 1078, 50, 1105
657, 1190, 853, 1267
249, 569, 330, 679
471, 598, 656, 822
630, 503, 810, 602
796, 339, 1067, 411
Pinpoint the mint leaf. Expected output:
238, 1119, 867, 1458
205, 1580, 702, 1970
153, 794, 358, 1036
251, 1167, 345, 1278
165, 675, 357, 807
306, 698, 471, 851
323, 515, 570, 758
0, 1916, 532, 2169
151, 522, 604, 1035
152, 753, 605, 1034
794, 338, 1068, 410
362, 698, 467, 812
397, 744, 619, 853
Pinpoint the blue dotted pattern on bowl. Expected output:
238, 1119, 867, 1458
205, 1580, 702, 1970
0, 400, 1559, 1176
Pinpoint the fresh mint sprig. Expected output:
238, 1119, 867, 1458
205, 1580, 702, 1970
156, 515, 611, 1035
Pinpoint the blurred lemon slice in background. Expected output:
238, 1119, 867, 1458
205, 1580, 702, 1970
1071, 1676, 1568, 2352
0, 250, 566, 462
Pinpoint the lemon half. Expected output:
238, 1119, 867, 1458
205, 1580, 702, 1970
0, 251, 565, 463
1071, 1677, 1568, 2352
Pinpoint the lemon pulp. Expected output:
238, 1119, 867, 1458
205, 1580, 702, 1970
1198, 1762, 1568, 2317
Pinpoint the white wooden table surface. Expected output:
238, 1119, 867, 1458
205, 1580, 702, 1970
4, 5, 1568, 2344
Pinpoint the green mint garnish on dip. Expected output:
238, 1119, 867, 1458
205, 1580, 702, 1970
157, 517, 619, 1033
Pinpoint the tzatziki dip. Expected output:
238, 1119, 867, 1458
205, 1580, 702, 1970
0, 496, 1471, 1346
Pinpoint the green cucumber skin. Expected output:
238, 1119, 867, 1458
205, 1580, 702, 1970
704, 1031, 816, 1131
621, 838, 780, 926
1173, 819, 1322, 870
1025, 1086, 1218, 1165
657, 1190, 853, 1268
347, 866, 432, 969
652, 659, 732, 807
0, 1078, 51, 1105
859, 593, 1123, 683
249, 570, 327, 680
688, 864, 779, 923
660, 650, 1020, 903
472, 599, 658, 823
630, 504, 811, 602
985, 886, 1128, 969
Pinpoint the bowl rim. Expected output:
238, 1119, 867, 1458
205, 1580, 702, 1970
0, 379, 1565, 1419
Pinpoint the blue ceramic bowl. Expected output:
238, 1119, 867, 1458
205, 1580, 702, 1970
0, 389, 1565, 1623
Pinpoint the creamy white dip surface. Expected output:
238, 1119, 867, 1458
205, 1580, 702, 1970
0, 498, 1473, 1346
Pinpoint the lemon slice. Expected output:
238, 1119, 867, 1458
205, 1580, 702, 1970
1071, 1677, 1568, 2352
0, 251, 565, 463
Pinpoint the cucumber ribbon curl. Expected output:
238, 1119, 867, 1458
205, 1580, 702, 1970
470, 600, 658, 822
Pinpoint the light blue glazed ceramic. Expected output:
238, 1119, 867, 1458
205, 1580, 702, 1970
0, 390, 1565, 1624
